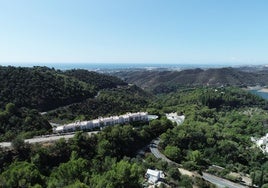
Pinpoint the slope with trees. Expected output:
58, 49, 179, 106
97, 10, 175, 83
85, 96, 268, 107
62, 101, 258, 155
0, 66, 127, 111
1, 65, 268, 187
0, 103, 51, 141
151, 87, 268, 186
0, 117, 191, 187
64, 69, 127, 90
0, 66, 146, 140
113, 68, 268, 94
45, 84, 152, 123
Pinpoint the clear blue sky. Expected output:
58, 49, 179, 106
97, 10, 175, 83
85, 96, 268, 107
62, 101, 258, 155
0, 0, 268, 65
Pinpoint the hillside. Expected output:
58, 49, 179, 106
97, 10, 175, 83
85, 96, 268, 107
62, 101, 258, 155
0, 66, 127, 111
152, 87, 268, 186
45, 84, 152, 123
0, 66, 151, 140
113, 67, 268, 93
1, 86, 268, 187
63, 69, 127, 90
0, 103, 51, 141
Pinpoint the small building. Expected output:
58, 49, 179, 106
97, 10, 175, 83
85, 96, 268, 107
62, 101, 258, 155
145, 169, 164, 184
166, 112, 185, 125
252, 133, 268, 153
55, 126, 64, 133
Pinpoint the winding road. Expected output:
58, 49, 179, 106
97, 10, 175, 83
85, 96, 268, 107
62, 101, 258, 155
149, 139, 248, 188
150, 139, 176, 165
149, 114, 249, 187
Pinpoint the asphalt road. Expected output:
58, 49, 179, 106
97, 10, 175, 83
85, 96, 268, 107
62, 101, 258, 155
149, 114, 249, 188
149, 138, 248, 188
149, 114, 185, 163
203, 173, 248, 188
150, 139, 174, 164
0, 131, 99, 148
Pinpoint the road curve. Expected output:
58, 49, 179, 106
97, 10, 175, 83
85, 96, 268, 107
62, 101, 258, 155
150, 138, 175, 164
149, 139, 248, 188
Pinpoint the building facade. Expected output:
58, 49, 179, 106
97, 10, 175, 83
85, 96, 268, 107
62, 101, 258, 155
54, 112, 148, 133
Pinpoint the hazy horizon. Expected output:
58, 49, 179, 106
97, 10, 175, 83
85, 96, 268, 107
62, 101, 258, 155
1, 62, 268, 71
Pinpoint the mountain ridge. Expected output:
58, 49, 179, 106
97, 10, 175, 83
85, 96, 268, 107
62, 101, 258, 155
113, 67, 268, 93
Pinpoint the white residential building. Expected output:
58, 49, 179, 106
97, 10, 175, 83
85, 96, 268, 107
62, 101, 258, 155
252, 133, 268, 153
92, 119, 100, 128
54, 112, 149, 133
145, 169, 165, 184
166, 112, 185, 125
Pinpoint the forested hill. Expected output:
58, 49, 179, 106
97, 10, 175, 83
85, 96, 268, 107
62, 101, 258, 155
113, 67, 268, 93
45, 84, 152, 123
0, 66, 127, 111
0, 66, 150, 140
64, 69, 127, 90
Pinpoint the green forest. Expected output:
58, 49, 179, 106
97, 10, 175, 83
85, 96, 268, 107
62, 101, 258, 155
1, 66, 268, 187
0, 66, 126, 111
153, 87, 268, 186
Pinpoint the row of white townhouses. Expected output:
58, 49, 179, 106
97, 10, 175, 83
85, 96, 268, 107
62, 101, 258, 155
54, 112, 148, 133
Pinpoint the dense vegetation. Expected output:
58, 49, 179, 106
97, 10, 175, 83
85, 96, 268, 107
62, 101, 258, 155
0, 103, 51, 141
1, 65, 268, 187
0, 118, 193, 187
64, 69, 127, 90
0, 66, 127, 111
0, 66, 148, 140
150, 87, 268, 186
45, 84, 151, 123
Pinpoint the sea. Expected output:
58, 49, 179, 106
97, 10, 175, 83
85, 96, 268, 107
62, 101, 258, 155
249, 90, 268, 100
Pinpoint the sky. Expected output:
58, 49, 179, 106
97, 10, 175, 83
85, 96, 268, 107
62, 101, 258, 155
0, 0, 268, 65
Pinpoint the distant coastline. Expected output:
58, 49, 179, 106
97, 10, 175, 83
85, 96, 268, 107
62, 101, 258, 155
246, 86, 268, 93
247, 87, 268, 100
258, 88, 268, 93
0, 63, 236, 72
